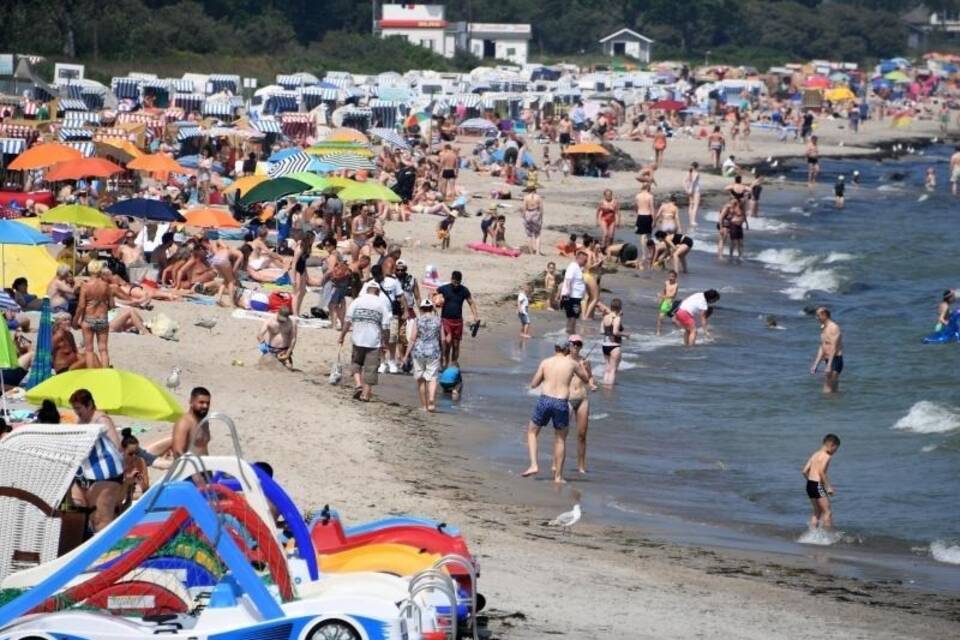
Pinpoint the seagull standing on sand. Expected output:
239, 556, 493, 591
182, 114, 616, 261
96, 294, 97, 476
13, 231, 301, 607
165, 367, 181, 391
547, 504, 581, 534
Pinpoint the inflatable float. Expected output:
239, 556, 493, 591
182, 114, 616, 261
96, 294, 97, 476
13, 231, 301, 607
466, 241, 521, 257
923, 309, 960, 344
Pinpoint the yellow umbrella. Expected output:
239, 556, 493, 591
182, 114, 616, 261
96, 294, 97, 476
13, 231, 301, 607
223, 175, 268, 196
41, 205, 115, 229
26, 368, 184, 421
825, 86, 856, 102
0, 244, 58, 295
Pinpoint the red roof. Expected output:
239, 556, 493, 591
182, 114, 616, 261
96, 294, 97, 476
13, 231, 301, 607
379, 19, 447, 28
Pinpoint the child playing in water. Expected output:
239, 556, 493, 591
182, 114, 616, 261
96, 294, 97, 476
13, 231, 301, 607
656, 270, 679, 335
517, 284, 531, 338
544, 262, 559, 309
437, 213, 455, 250
926, 167, 937, 192
802, 434, 840, 531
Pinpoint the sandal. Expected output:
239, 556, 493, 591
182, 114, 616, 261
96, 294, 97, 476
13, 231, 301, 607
352, 387, 363, 400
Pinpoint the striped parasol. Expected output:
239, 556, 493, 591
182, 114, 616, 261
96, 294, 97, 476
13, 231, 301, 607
0, 291, 20, 312
24, 298, 53, 389
369, 127, 410, 149
316, 153, 377, 171
268, 151, 313, 178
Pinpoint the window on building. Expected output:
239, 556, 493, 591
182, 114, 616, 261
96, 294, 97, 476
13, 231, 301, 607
421, 39, 433, 50
506, 47, 516, 57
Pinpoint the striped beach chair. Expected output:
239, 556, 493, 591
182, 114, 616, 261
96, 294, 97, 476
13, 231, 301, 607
0, 424, 103, 580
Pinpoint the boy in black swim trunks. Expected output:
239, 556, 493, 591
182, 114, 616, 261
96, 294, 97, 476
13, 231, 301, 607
802, 434, 840, 530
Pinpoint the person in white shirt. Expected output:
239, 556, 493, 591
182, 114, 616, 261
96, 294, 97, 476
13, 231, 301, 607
340, 281, 391, 401
368, 264, 405, 374
721, 155, 739, 178
560, 251, 588, 335
517, 284, 531, 338
674, 289, 720, 346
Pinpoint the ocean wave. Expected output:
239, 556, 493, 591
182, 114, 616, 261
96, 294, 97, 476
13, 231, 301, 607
754, 248, 818, 274
930, 540, 960, 564
824, 252, 855, 263
797, 527, 844, 546
892, 401, 960, 434
703, 210, 793, 232
781, 268, 841, 300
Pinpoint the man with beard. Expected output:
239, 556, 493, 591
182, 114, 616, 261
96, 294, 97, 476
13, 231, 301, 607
172, 386, 212, 457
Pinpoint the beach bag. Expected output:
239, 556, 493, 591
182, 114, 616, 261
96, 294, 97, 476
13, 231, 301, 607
268, 292, 292, 312
328, 347, 342, 385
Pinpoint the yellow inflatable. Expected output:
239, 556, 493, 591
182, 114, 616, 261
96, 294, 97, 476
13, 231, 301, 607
318, 543, 443, 577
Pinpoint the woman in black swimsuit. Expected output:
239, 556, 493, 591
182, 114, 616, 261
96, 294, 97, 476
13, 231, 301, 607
748, 176, 764, 217
653, 231, 694, 274
599, 298, 628, 386
291, 231, 315, 317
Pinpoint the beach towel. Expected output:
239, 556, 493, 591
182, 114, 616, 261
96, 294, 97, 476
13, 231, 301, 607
24, 298, 52, 389
230, 308, 331, 329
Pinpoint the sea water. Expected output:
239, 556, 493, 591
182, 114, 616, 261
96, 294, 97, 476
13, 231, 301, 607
453, 145, 960, 589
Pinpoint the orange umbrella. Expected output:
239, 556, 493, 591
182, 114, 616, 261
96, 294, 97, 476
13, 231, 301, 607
8, 143, 83, 171
564, 143, 609, 155
182, 207, 241, 229
127, 153, 185, 174
96, 139, 143, 163
46, 158, 124, 181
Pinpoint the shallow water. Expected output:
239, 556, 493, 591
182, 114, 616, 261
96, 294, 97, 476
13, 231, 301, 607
451, 146, 960, 589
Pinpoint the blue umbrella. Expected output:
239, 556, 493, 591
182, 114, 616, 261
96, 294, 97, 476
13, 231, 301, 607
106, 198, 185, 222
268, 148, 302, 163
24, 298, 52, 390
491, 148, 536, 167
176, 155, 225, 174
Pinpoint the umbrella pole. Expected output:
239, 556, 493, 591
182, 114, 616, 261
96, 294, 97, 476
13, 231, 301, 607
0, 370, 7, 421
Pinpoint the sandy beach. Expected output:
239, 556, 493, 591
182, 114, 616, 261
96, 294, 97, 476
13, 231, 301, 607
77, 115, 960, 639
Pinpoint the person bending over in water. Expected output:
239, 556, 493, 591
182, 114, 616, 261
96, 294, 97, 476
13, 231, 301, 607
802, 433, 840, 531
674, 289, 719, 346
522, 342, 590, 483
810, 306, 843, 393
936, 289, 955, 331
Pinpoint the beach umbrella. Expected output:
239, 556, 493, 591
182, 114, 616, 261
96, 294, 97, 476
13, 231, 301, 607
176, 155, 225, 173
267, 151, 314, 178
23, 298, 52, 390
649, 99, 686, 111
404, 112, 430, 128
26, 368, 184, 421
8, 143, 83, 171
128, 153, 185, 174
41, 205, 115, 229
96, 139, 142, 163
268, 148, 303, 163
0, 219, 52, 288
563, 143, 609, 155
824, 86, 856, 102
182, 207, 241, 229
106, 198, 185, 222
0, 318, 20, 418
338, 182, 401, 203
305, 144, 375, 158
223, 174, 268, 197
315, 154, 377, 171
369, 127, 409, 149
323, 128, 369, 144
283, 172, 337, 192
45, 157, 124, 181
804, 75, 831, 89
884, 70, 910, 83
458, 118, 497, 131
0, 245, 58, 295
241, 176, 314, 205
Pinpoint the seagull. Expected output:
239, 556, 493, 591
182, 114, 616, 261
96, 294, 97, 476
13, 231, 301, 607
165, 367, 181, 391
770, 159, 779, 168
195, 317, 217, 330
547, 504, 581, 534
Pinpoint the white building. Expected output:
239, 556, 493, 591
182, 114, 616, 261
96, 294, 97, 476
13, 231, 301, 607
598, 28, 654, 63
379, 4, 532, 65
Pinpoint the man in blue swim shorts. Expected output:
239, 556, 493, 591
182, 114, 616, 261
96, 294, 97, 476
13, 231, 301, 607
522, 341, 591, 484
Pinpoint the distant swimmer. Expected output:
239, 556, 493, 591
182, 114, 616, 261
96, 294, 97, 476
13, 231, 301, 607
936, 289, 956, 331
851, 170, 860, 186
950, 145, 960, 196
522, 342, 590, 483
925, 167, 937, 192
802, 434, 841, 531
834, 175, 845, 209
810, 307, 843, 393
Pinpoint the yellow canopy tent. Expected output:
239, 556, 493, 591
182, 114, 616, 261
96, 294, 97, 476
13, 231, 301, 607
1, 245, 58, 295
824, 86, 856, 102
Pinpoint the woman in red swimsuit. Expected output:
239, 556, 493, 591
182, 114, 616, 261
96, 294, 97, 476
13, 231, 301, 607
595, 189, 620, 249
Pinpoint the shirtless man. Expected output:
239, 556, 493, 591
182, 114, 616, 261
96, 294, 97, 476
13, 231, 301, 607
810, 307, 843, 393
438, 144, 458, 201
521, 343, 590, 483
567, 335, 597, 474
806, 135, 820, 186
117, 230, 145, 267
257, 306, 298, 368
634, 183, 656, 264
171, 387, 212, 457
802, 434, 840, 530
950, 145, 960, 196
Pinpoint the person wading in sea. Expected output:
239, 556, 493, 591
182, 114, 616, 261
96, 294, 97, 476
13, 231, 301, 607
810, 307, 843, 393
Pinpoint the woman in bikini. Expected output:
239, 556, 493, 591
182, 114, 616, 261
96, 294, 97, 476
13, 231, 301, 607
653, 230, 694, 274
708, 125, 725, 170
581, 235, 604, 320
350, 206, 373, 260
716, 196, 741, 259
321, 243, 353, 331
291, 231, 315, 317
654, 195, 682, 235
596, 189, 620, 249
522, 184, 544, 255
207, 238, 241, 307
73, 260, 113, 369
599, 298, 628, 386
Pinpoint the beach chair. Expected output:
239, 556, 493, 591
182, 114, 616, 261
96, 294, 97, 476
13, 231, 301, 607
0, 424, 104, 580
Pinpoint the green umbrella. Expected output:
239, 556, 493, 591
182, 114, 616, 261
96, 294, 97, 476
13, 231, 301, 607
0, 318, 20, 418
338, 182, 402, 203
283, 172, 338, 193
40, 204, 115, 229
240, 176, 314, 205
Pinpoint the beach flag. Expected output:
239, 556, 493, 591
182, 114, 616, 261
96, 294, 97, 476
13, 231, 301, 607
24, 298, 53, 389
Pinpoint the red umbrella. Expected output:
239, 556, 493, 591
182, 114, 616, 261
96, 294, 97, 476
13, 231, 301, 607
46, 158, 124, 181
805, 75, 831, 89
650, 99, 687, 111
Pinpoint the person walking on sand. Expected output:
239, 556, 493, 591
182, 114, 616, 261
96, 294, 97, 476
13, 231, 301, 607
596, 189, 620, 249
521, 342, 590, 483
69, 389, 124, 532
73, 260, 113, 369
560, 250, 588, 335
522, 183, 544, 255
810, 306, 843, 394
340, 281, 391, 401
517, 284, 532, 338
652, 128, 667, 168
683, 162, 701, 227
802, 434, 840, 531
438, 144, 458, 201
436, 270, 480, 368
806, 135, 820, 186
950, 145, 960, 196
404, 298, 442, 412
567, 335, 597, 474
635, 182, 656, 264
674, 289, 720, 346
707, 126, 725, 170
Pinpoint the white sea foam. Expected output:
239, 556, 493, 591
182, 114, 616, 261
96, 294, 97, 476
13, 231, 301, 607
876, 184, 902, 191
754, 248, 818, 274
788, 206, 806, 214
797, 527, 845, 546
781, 268, 841, 300
590, 412, 609, 421
892, 401, 960, 434
824, 252, 855, 263
930, 540, 960, 564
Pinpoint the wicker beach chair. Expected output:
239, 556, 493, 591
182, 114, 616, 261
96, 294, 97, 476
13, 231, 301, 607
0, 424, 103, 580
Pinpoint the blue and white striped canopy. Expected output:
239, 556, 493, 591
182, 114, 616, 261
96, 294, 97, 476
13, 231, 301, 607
171, 78, 196, 93
63, 141, 95, 157
176, 126, 204, 141
58, 127, 94, 142
315, 154, 376, 171
268, 151, 313, 178
202, 101, 236, 117
111, 78, 142, 100
0, 292, 21, 313
0, 138, 26, 155
368, 128, 409, 149
253, 119, 283, 134
58, 98, 88, 111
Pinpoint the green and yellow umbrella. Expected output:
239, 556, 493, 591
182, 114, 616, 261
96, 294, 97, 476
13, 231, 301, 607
338, 182, 401, 203
26, 368, 184, 421
40, 205, 115, 229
